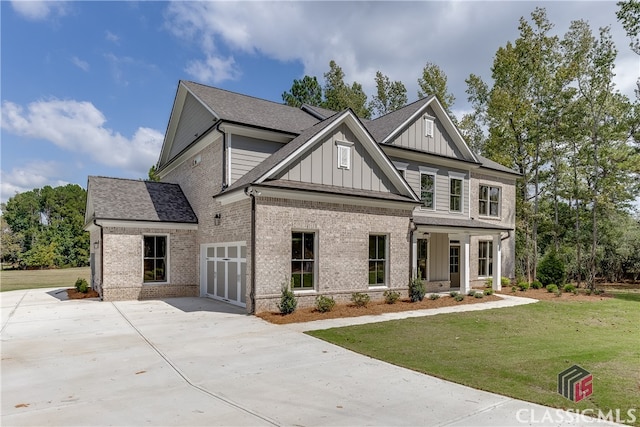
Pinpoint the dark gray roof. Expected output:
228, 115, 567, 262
413, 215, 512, 231
182, 81, 320, 134
477, 155, 520, 176
88, 176, 197, 223
365, 96, 433, 142
301, 104, 339, 120
257, 179, 418, 204
223, 111, 345, 194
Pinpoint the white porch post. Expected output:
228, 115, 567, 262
492, 234, 502, 291
460, 235, 470, 294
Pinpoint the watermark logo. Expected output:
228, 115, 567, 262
558, 365, 593, 402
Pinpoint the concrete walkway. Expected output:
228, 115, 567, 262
1, 289, 622, 426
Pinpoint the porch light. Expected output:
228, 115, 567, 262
214, 213, 221, 226
409, 218, 417, 232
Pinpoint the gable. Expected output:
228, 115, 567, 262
167, 92, 217, 160
274, 122, 395, 193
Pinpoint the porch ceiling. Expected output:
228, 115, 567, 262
412, 216, 512, 236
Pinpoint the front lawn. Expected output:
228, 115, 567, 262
0, 267, 90, 292
309, 298, 640, 425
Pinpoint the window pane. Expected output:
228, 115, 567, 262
479, 200, 487, 215
144, 259, 155, 281
377, 236, 385, 260
490, 187, 500, 202
292, 233, 302, 259
490, 201, 499, 216
303, 233, 314, 260
369, 235, 376, 259
421, 174, 434, 208
144, 236, 154, 258
156, 237, 166, 258
369, 261, 376, 285
155, 259, 166, 281
480, 185, 488, 200
228, 246, 237, 258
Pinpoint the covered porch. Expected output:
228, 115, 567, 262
410, 216, 513, 294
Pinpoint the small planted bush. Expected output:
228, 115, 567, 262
449, 291, 459, 298
75, 278, 89, 293
546, 284, 558, 293
518, 281, 530, 291
484, 288, 493, 296
351, 292, 370, 307
511, 286, 517, 293
409, 278, 426, 302
467, 290, 477, 297
454, 294, 465, 302
531, 280, 542, 290
563, 284, 576, 293
474, 292, 484, 298
484, 278, 493, 288
383, 290, 400, 304
429, 293, 441, 300
277, 283, 297, 315
501, 277, 511, 287
537, 250, 566, 286
315, 295, 335, 313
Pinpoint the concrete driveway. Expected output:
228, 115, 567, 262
1, 289, 621, 426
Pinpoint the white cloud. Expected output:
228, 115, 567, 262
71, 56, 90, 72
105, 30, 120, 43
0, 99, 163, 177
0, 161, 68, 203
185, 55, 241, 85
10, 0, 68, 21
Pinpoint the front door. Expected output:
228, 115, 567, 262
450, 245, 460, 287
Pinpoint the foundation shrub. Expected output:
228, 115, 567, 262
351, 292, 370, 307
75, 278, 89, 293
409, 278, 426, 302
278, 283, 297, 315
383, 290, 400, 304
429, 293, 441, 300
546, 284, 558, 293
315, 295, 336, 313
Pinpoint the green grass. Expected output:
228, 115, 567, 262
0, 267, 90, 292
309, 299, 640, 425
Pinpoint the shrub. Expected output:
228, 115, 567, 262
554, 289, 562, 297
383, 290, 400, 304
484, 288, 493, 296
546, 284, 558, 293
315, 295, 335, 313
594, 288, 603, 295
429, 293, 441, 300
277, 283, 297, 315
531, 281, 542, 290
454, 294, 465, 302
501, 277, 511, 287
511, 286, 517, 293
75, 278, 89, 293
474, 292, 484, 298
585, 289, 592, 296
484, 278, 493, 288
563, 284, 576, 293
467, 290, 477, 297
409, 278, 426, 302
351, 292, 370, 307
449, 291, 459, 298
518, 281, 530, 291
537, 250, 566, 286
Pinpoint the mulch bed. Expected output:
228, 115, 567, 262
66, 288, 100, 299
258, 287, 616, 325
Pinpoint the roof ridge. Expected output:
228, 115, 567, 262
182, 80, 299, 111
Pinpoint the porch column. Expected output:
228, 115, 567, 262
460, 234, 470, 294
492, 234, 502, 291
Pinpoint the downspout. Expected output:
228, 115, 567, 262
246, 188, 257, 314
93, 218, 104, 300
218, 123, 228, 191
408, 218, 416, 284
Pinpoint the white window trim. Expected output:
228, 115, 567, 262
424, 115, 435, 138
478, 184, 502, 218
142, 233, 170, 285
448, 172, 465, 214
393, 161, 409, 176
478, 240, 494, 278
419, 172, 437, 211
291, 230, 318, 293
368, 234, 389, 288
415, 236, 430, 282
336, 140, 353, 170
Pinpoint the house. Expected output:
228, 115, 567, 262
85, 80, 518, 313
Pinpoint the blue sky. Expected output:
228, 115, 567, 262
1, 1, 637, 204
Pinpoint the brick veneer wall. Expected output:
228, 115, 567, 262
253, 197, 413, 313
100, 227, 197, 301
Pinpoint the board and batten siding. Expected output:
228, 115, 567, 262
391, 157, 469, 218
168, 93, 216, 160
229, 135, 284, 185
390, 106, 463, 159
277, 123, 395, 193
429, 233, 449, 281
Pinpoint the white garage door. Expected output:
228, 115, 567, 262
201, 242, 247, 307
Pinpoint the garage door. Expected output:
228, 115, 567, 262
201, 242, 247, 307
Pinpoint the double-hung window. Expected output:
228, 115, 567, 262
143, 235, 167, 283
291, 232, 315, 290
479, 185, 500, 217
368, 235, 387, 286
478, 241, 493, 277
420, 174, 435, 209
449, 175, 463, 212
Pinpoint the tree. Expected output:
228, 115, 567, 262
148, 165, 160, 182
369, 71, 407, 117
617, 0, 640, 98
282, 75, 323, 108
322, 60, 372, 119
417, 62, 456, 116
0, 216, 23, 266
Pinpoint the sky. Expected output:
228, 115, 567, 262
1, 1, 638, 204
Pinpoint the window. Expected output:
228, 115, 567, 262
478, 241, 493, 277
291, 232, 315, 290
450, 246, 459, 274
420, 173, 435, 209
479, 185, 500, 217
417, 238, 428, 280
450, 177, 463, 212
424, 116, 435, 137
369, 235, 387, 286
336, 140, 353, 170
144, 235, 167, 282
